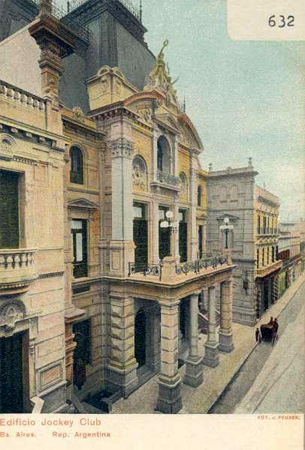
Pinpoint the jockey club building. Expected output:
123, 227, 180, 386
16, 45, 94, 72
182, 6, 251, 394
0, 0, 235, 413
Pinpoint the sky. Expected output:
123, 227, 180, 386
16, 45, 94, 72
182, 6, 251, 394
63, 0, 305, 221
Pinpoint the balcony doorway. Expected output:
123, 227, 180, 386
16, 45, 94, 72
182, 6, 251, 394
0, 170, 19, 249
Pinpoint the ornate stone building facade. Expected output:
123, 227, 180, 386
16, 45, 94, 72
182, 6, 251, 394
207, 164, 282, 326
0, 0, 235, 414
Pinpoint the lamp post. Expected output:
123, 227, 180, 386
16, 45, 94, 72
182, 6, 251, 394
160, 210, 178, 234
220, 217, 234, 250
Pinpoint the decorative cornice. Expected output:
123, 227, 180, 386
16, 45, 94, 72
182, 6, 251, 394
38, 271, 64, 279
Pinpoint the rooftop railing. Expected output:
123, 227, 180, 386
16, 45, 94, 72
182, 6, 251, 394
66, 0, 141, 22
30, 0, 90, 43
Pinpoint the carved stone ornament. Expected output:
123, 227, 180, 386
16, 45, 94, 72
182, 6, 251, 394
0, 135, 15, 161
0, 300, 26, 331
136, 107, 152, 124
132, 156, 147, 191
110, 138, 133, 159
72, 107, 85, 123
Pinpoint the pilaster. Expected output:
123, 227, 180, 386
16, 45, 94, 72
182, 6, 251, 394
219, 279, 234, 353
156, 301, 182, 414
189, 165, 197, 261
107, 295, 138, 397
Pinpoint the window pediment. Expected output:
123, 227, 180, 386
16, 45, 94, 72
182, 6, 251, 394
68, 198, 98, 210
216, 214, 239, 222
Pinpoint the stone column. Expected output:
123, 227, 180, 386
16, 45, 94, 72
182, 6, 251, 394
189, 166, 197, 261
152, 200, 159, 264
184, 292, 203, 387
107, 295, 138, 397
219, 279, 234, 353
108, 132, 135, 277
203, 285, 219, 367
156, 301, 182, 414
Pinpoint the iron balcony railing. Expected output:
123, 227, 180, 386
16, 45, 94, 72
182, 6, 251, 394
128, 262, 163, 280
30, 0, 90, 43
175, 253, 228, 276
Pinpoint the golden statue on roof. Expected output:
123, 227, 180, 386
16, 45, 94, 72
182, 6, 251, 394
144, 39, 178, 103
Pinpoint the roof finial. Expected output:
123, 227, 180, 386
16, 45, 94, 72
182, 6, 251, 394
39, 0, 52, 15
140, 0, 142, 22
183, 95, 186, 113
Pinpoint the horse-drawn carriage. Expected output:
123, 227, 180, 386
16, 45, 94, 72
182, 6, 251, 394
260, 318, 278, 343
260, 323, 274, 342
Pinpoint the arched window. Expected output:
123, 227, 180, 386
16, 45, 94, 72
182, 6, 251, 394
70, 146, 84, 184
197, 185, 202, 206
157, 136, 170, 173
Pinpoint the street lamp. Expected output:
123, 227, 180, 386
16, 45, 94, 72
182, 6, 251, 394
220, 217, 234, 249
160, 210, 178, 234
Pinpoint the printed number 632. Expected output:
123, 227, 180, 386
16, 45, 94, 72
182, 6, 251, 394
268, 15, 295, 28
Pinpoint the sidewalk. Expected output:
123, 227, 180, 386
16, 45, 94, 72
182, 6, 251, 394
112, 272, 305, 414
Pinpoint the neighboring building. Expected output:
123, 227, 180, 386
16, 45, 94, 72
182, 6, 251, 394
0, 0, 235, 414
207, 163, 282, 326
254, 186, 282, 318
278, 221, 304, 296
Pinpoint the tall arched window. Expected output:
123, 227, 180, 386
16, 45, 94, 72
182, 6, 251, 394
157, 136, 170, 173
70, 146, 84, 184
197, 185, 202, 206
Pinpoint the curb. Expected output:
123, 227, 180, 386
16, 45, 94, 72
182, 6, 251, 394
206, 275, 305, 414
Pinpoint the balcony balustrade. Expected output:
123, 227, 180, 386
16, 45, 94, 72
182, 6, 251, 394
0, 249, 37, 291
175, 253, 228, 275
128, 262, 163, 280
156, 170, 181, 187
128, 253, 230, 283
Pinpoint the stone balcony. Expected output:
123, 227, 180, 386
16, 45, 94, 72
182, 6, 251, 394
0, 249, 37, 293
256, 260, 282, 278
151, 170, 181, 192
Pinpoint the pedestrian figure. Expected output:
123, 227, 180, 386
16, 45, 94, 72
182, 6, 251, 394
272, 318, 279, 346
255, 327, 262, 343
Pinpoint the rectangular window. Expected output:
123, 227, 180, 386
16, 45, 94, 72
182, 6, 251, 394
179, 209, 187, 263
71, 219, 88, 278
73, 319, 91, 365
198, 225, 203, 259
133, 203, 148, 271
159, 206, 170, 260
257, 249, 259, 268
0, 170, 19, 249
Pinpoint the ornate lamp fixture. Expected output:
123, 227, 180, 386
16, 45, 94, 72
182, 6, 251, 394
220, 217, 234, 249
160, 210, 178, 234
